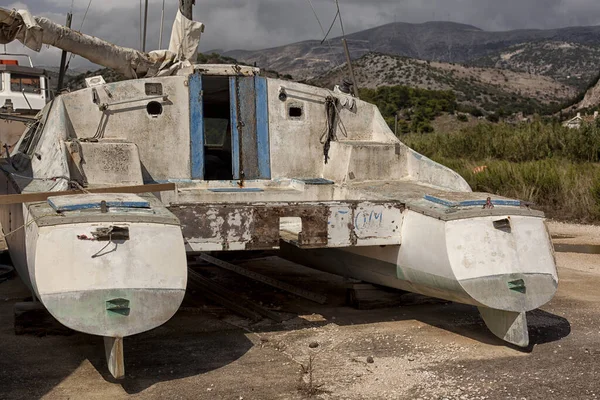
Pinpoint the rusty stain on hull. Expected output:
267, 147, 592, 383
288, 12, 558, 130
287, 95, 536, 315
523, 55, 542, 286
170, 201, 405, 251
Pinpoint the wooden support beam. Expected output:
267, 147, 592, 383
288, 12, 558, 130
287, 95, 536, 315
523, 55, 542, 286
346, 282, 449, 310
0, 183, 175, 205
199, 253, 327, 304
187, 268, 284, 323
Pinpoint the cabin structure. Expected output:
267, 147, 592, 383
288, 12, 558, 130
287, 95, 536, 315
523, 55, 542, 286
0, 55, 49, 149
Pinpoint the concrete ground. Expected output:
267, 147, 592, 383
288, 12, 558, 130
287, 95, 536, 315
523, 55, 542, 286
0, 222, 598, 400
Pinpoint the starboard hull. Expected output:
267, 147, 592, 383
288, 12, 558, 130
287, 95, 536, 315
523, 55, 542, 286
281, 210, 558, 347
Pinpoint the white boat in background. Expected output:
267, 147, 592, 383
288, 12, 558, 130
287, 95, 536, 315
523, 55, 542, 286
0, 2, 558, 379
0, 53, 50, 150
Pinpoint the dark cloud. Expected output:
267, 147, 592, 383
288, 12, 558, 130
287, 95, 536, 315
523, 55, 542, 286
4, 0, 600, 68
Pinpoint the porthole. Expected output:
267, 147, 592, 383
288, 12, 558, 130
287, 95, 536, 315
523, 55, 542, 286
146, 101, 163, 117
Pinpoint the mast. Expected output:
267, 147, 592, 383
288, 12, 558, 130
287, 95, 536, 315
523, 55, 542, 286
180, 0, 195, 19
159, 0, 166, 49
56, 13, 73, 93
142, 0, 149, 52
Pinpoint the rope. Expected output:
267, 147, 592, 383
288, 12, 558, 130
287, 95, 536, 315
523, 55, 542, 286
320, 96, 339, 164
0, 169, 88, 193
326, 91, 349, 139
0, 212, 55, 240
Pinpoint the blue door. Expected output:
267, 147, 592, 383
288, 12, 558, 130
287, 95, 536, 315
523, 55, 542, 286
230, 75, 271, 180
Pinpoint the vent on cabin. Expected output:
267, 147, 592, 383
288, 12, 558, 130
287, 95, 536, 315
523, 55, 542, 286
288, 103, 304, 119
145, 83, 163, 96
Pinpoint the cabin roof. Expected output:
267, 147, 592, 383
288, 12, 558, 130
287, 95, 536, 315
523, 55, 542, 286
0, 64, 46, 75
192, 64, 260, 76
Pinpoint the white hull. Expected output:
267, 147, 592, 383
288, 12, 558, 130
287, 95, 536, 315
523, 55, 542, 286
0, 193, 187, 378
281, 210, 558, 347
2, 202, 188, 337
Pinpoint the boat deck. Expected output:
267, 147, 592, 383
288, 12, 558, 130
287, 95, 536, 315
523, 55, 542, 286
347, 181, 545, 221
27, 193, 180, 227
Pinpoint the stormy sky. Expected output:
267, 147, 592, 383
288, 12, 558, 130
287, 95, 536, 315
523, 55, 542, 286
3, 0, 600, 69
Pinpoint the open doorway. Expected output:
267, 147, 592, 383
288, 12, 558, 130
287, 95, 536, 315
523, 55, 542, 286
203, 76, 233, 180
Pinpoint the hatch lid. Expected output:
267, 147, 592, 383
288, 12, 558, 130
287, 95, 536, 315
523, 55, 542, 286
48, 193, 151, 212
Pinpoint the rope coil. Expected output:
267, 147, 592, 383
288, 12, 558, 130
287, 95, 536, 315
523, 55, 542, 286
320, 96, 339, 164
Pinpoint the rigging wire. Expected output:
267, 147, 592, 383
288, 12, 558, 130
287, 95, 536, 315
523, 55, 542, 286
64, 0, 93, 72
334, 0, 347, 37
320, 8, 340, 45
78, 0, 93, 33
305, 0, 342, 69
307, 0, 328, 38
333, 0, 360, 97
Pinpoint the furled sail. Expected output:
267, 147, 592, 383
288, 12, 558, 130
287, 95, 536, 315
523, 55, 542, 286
0, 7, 204, 79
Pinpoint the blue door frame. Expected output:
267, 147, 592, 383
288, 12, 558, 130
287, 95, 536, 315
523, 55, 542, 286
189, 73, 271, 180
189, 72, 205, 180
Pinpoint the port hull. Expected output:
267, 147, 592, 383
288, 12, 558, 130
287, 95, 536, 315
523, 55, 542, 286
1, 201, 187, 338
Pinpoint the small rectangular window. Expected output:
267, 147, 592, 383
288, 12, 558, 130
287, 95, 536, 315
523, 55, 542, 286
10, 74, 41, 94
289, 106, 303, 118
204, 118, 230, 148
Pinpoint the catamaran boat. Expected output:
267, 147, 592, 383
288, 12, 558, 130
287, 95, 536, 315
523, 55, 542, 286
0, 53, 49, 150
0, 5, 557, 378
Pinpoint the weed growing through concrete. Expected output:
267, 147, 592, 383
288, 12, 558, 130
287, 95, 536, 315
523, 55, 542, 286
298, 352, 326, 398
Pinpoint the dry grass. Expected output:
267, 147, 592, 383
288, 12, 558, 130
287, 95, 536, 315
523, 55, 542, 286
403, 122, 600, 222
440, 158, 600, 222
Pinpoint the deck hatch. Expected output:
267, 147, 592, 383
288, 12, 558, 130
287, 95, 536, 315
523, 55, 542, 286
48, 194, 150, 212
423, 195, 523, 208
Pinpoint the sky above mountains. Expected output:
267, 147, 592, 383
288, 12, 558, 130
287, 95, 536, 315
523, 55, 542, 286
3, 0, 600, 69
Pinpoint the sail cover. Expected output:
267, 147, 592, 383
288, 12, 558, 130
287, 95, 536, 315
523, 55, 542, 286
0, 7, 204, 79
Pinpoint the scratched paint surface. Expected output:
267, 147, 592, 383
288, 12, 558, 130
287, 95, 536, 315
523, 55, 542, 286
170, 201, 404, 252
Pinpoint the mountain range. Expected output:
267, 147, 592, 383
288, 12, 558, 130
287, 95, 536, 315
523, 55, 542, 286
219, 21, 600, 86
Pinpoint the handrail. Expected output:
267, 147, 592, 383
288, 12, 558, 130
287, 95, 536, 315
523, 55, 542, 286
0, 53, 34, 67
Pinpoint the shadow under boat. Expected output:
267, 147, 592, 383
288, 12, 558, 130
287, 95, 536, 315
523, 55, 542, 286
0, 254, 571, 396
